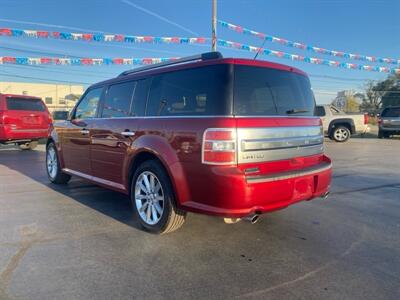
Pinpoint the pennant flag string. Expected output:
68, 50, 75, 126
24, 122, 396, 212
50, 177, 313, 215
217, 39, 400, 74
0, 28, 208, 45
218, 20, 400, 66
0, 56, 179, 66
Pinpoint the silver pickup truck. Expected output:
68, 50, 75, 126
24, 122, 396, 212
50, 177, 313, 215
316, 105, 370, 142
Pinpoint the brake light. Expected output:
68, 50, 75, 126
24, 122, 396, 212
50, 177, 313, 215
0, 111, 3, 124
378, 118, 383, 125
202, 128, 236, 165
364, 113, 369, 125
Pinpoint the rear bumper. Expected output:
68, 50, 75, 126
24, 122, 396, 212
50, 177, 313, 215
0, 126, 48, 142
180, 155, 332, 218
379, 126, 400, 132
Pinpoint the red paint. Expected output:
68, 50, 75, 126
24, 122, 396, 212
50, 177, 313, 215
0, 94, 51, 143
50, 56, 331, 219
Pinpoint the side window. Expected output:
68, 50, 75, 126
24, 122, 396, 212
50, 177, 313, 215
131, 79, 150, 117
75, 88, 102, 119
102, 81, 136, 118
315, 106, 326, 116
146, 65, 231, 116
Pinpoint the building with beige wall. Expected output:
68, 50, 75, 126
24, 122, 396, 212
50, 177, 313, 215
0, 82, 85, 113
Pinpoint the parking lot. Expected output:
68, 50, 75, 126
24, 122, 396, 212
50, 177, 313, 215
0, 138, 399, 300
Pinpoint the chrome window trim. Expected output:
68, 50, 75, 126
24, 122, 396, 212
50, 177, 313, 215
72, 115, 321, 120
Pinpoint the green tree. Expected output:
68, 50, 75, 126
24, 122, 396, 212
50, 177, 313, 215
344, 96, 360, 113
361, 74, 400, 113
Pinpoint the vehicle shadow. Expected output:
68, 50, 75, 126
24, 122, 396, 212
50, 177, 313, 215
0, 145, 142, 231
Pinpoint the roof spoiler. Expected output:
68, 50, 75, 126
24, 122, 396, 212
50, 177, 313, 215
118, 52, 223, 77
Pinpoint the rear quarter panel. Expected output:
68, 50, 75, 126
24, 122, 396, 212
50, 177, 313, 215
129, 117, 236, 205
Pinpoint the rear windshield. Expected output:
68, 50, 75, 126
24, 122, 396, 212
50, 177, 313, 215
382, 107, 400, 117
146, 64, 232, 116
6, 97, 46, 112
233, 65, 315, 116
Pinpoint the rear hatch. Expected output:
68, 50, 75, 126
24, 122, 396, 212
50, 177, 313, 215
381, 107, 400, 129
3, 96, 50, 131
232, 65, 325, 174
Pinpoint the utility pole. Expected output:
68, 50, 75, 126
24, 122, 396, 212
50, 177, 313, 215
212, 0, 217, 51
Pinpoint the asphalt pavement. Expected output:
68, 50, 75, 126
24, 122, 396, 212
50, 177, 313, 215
0, 138, 399, 300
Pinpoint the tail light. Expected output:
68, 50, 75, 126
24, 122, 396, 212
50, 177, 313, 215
0, 111, 3, 125
202, 128, 237, 165
363, 113, 369, 125
378, 118, 383, 125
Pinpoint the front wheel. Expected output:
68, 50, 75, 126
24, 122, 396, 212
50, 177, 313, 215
131, 160, 186, 234
331, 126, 351, 142
46, 142, 71, 184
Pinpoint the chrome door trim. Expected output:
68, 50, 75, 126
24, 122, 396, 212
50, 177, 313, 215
62, 168, 126, 191
121, 131, 135, 136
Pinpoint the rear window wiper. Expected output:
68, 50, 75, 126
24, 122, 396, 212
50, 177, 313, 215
286, 108, 309, 114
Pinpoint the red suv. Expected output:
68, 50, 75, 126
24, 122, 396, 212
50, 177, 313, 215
46, 52, 332, 234
0, 94, 51, 150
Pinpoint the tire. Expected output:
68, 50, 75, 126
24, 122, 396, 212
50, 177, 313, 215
131, 160, 186, 234
331, 126, 351, 142
378, 130, 390, 139
19, 141, 38, 150
46, 142, 71, 184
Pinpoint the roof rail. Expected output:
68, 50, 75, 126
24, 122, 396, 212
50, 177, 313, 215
118, 51, 223, 77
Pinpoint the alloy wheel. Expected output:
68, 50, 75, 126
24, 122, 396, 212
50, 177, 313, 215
135, 171, 164, 225
47, 147, 58, 179
334, 128, 348, 141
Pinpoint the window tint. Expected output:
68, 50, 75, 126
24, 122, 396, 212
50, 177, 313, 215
6, 97, 45, 112
146, 65, 232, 116
315, 106, 326, 116
75, 88, 102, 119
131, 79, 150, 117
102, 81, 135, 118
382, 107, 400, 117
234, 66, 315, 116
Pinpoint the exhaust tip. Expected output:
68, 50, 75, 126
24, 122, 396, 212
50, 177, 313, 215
242, 214, 260, 224
250, 215, 259, 224
321, 191, 330, 199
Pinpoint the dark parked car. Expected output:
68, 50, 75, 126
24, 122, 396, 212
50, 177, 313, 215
0, 93, 51, 150
46, 52, 332, 234
52, 110, 69, 121
378, 106, 400, 138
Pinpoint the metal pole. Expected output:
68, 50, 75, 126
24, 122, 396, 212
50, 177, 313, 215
212, 0, 217, 51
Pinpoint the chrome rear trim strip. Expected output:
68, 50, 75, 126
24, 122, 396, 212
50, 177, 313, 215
242, 136, 323, 152
246, 162, 332, 184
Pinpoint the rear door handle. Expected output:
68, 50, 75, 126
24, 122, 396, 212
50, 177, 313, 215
121, 131, 135, 137
80, 129, 90, 135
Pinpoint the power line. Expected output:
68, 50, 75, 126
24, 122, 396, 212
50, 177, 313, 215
0, 18, 106, 33
121, 0, 199, 36
0, 63, 117, 77
0, 70, 92, 85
